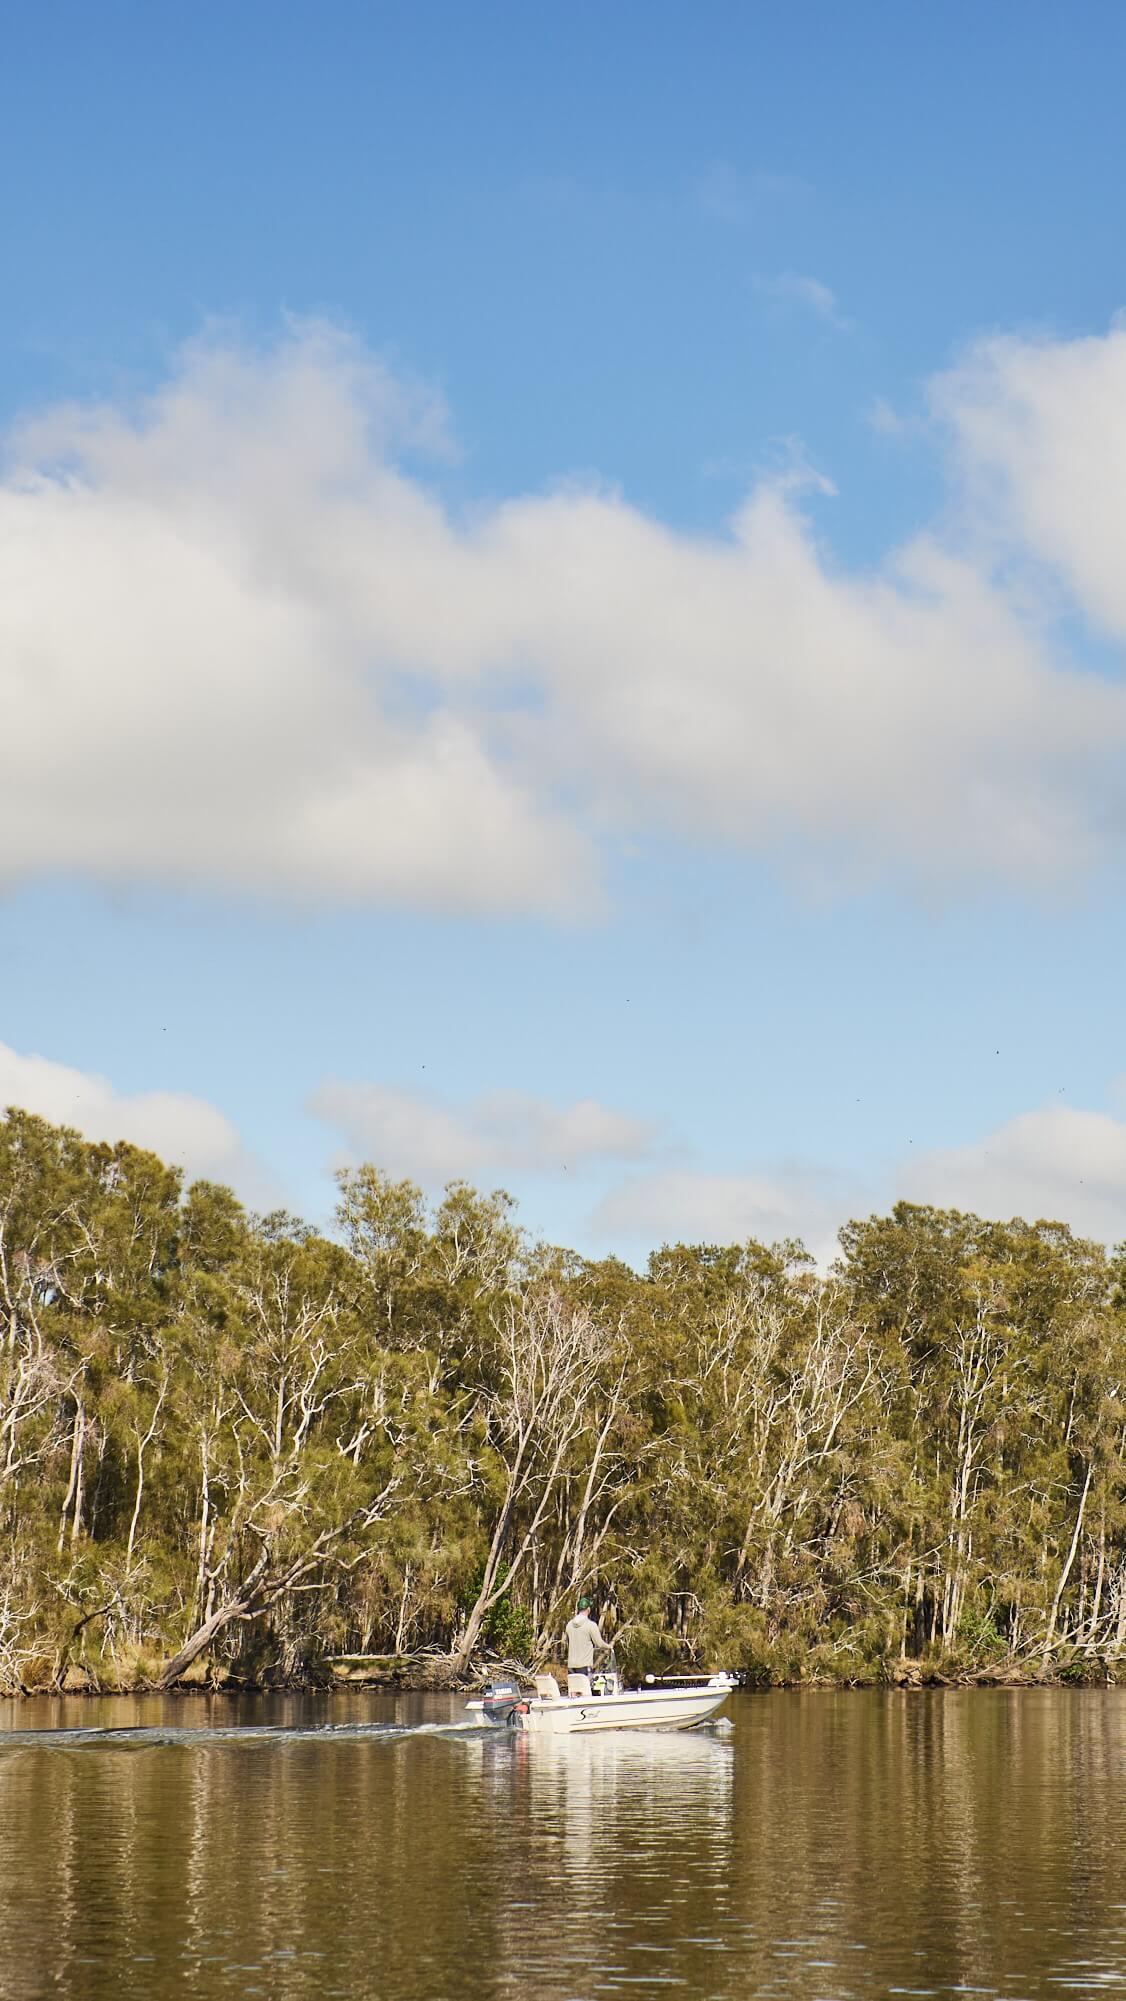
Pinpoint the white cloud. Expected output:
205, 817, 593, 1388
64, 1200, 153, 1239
591, 1163, 860, 1266
934, 323, 1126, 638
0, 1040, 267, 1197
309, 1079, 654, 1186
900, 1103, 1126, 1246
4, 319, 1126, 914
754, 271, 851, 329
0, 325, 594, 918
867, 396, 925, 440
590, 1099, 1126, 1263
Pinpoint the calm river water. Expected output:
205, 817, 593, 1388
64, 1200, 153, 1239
2, 1687, 1125, 1999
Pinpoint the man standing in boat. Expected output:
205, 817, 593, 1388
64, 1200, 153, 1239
565, 1595, 609, 1696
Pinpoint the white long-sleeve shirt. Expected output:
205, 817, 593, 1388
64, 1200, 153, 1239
565, 1612, 606, 1669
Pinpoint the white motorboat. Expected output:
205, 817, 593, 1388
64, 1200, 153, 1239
466, 1664, 736, 1735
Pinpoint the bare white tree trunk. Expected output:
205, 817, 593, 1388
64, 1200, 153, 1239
126, 1371, 169, 1565
57, 1401, 85, 1556
1042, 1462, 1093, 1666
453, 1291, 611, 1666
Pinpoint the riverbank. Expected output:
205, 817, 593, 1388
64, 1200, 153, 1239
6, 1649, 1121, 1698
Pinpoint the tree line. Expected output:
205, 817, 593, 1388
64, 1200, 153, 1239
2, 1104, 1125, 1693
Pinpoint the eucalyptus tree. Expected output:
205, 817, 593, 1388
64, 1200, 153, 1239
157, 1224, 433, 1684
450, 1286, 628, 1665
7, 1100, 1126, 1692
838, 1202, 1125, 1662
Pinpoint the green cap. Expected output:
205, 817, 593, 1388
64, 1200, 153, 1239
578, 1595, 592, 1610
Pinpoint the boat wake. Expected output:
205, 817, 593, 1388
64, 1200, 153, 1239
0, 1717, 495, 1753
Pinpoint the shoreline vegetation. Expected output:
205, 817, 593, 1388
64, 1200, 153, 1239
4, 1107, 1126, 1700
19, 1652, 1126, 1700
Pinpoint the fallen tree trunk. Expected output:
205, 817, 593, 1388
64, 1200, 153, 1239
158, 1487, 399, 1689
157, 1547, 275, 1687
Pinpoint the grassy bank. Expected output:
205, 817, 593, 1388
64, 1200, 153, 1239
7, 1644, 1123, 1700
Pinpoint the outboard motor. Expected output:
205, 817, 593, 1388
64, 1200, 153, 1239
481, 1679, 528, 1726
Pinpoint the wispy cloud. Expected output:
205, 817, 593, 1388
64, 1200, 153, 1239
591, 1090, 1126, 1264
591, 1161, 864, 1267
754, 270, 852, 331
309, 1080, 655, 1187
9, 1033, 1126, 1259
692, 161, 809, 223
867, 395, 926, 439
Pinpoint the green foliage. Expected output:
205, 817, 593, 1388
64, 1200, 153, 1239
3, 1106, 1126, 1692
483, 1593, 534, 1661
956, 1603, 1009, 1664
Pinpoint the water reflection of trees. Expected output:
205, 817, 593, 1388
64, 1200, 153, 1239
728, 1689, 1126, 1997
5, 1695, 1126, 1998
0, 1718, 734, 2001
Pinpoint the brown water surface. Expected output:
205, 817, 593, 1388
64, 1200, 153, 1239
2, 1687, 1125, 1998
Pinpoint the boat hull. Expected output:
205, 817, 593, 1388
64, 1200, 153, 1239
468, 1675, 734, 1735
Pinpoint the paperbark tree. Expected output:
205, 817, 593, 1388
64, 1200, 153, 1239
452, 1289, 615, 1665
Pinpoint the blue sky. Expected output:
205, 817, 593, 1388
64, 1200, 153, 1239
4, 3, 1126, 1259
